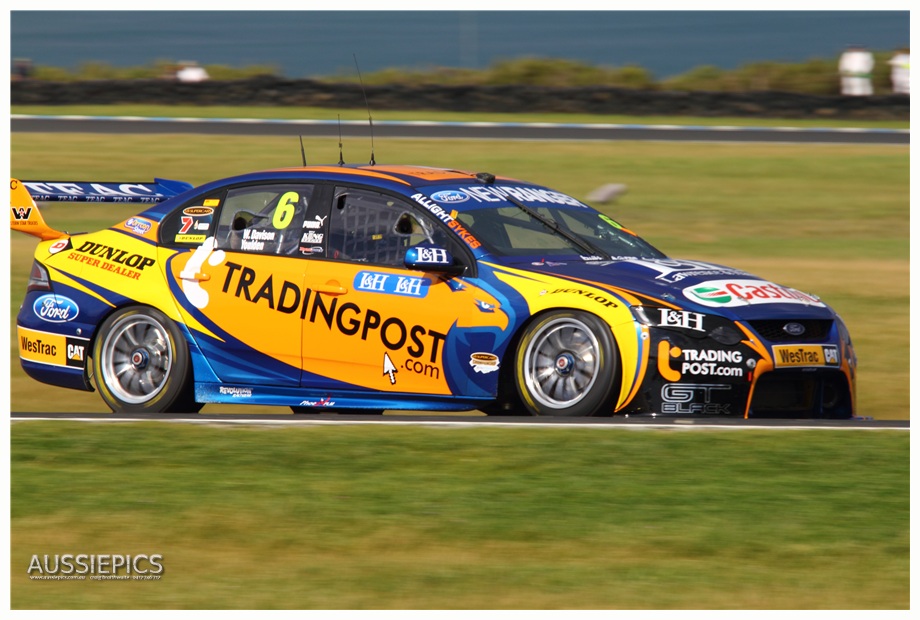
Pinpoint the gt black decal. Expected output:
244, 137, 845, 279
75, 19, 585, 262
660, 384, 732, 415
221, 262, 447, 362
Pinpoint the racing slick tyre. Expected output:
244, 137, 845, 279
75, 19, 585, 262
514, 310, 619, 417
92, 306, 201, 413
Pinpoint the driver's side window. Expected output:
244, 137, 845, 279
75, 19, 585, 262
215, 184, 314, 256
327, 187, 446, 266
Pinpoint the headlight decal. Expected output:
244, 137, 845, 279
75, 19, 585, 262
736, 323, 775, 419
616, 322, 650, 411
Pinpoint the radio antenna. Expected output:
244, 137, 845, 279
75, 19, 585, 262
353, 54, 376, 166
299, 135, 307, 166
337, 115, 345, 166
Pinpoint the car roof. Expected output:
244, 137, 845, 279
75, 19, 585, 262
141, 164, 571, 220
261, 164, 519, 188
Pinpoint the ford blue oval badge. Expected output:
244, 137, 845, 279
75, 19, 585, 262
783, 322, 806, 337
430, 190, 469, 204
33, 294, 80, 323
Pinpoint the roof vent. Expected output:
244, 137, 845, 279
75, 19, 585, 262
475, 172, 496, 184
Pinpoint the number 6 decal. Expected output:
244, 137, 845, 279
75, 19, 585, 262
272, 192, 299, 229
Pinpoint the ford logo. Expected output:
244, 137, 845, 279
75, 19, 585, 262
430, 190, 469, 204
33, 294, 80, 323
783, 322, 806, 337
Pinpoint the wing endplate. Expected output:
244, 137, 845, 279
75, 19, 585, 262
10, 178, 66, 240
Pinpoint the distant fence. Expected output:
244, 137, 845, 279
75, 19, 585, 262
11, 77, 909, 120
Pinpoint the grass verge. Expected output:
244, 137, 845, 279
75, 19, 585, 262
10, 423, 909, 609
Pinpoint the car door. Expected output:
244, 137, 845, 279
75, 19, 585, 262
298, 186, 502, 397
168, 183, 315, 386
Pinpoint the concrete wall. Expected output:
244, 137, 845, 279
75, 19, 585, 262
11, 77, 909, 120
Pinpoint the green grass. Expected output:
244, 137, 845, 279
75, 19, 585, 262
10, 104, 911, 129
10, 423, 909, 609
9, 133, 909, 418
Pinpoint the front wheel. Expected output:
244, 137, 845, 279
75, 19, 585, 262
514, 311, 619, 416
92, 306, 200, 413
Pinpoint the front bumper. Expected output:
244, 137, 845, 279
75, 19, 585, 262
626, 319, 855, 419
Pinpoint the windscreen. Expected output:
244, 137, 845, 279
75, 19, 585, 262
419, 184, 665, 259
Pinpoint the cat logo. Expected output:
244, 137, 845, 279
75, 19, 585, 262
67, 343, 85, 361
11, 206, 33, 221
66, 341, 87, 367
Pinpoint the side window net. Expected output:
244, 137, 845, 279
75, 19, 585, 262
328, 189, 438, 265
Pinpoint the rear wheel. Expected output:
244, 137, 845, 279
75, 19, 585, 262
92, 307, 201, 413
514, 310, 619, 416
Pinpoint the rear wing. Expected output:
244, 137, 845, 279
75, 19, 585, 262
10, 177, 193, 240
18, 178, 193, 203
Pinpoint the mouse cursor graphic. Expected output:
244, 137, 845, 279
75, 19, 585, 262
383, 353, 398, 384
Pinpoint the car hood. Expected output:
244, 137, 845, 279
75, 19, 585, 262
500, 256, 836, 321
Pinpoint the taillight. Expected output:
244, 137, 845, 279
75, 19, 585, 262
27, 261, 51, 292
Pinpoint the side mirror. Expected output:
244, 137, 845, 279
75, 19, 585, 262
404, 245, 466, 277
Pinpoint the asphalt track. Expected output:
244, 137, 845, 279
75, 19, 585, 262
10, 115, 910, 145
9, 411, 909, 430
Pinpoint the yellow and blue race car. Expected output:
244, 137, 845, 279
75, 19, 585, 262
11, 165, 857, 417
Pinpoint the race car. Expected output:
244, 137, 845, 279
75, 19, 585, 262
10, 165, 857, 417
